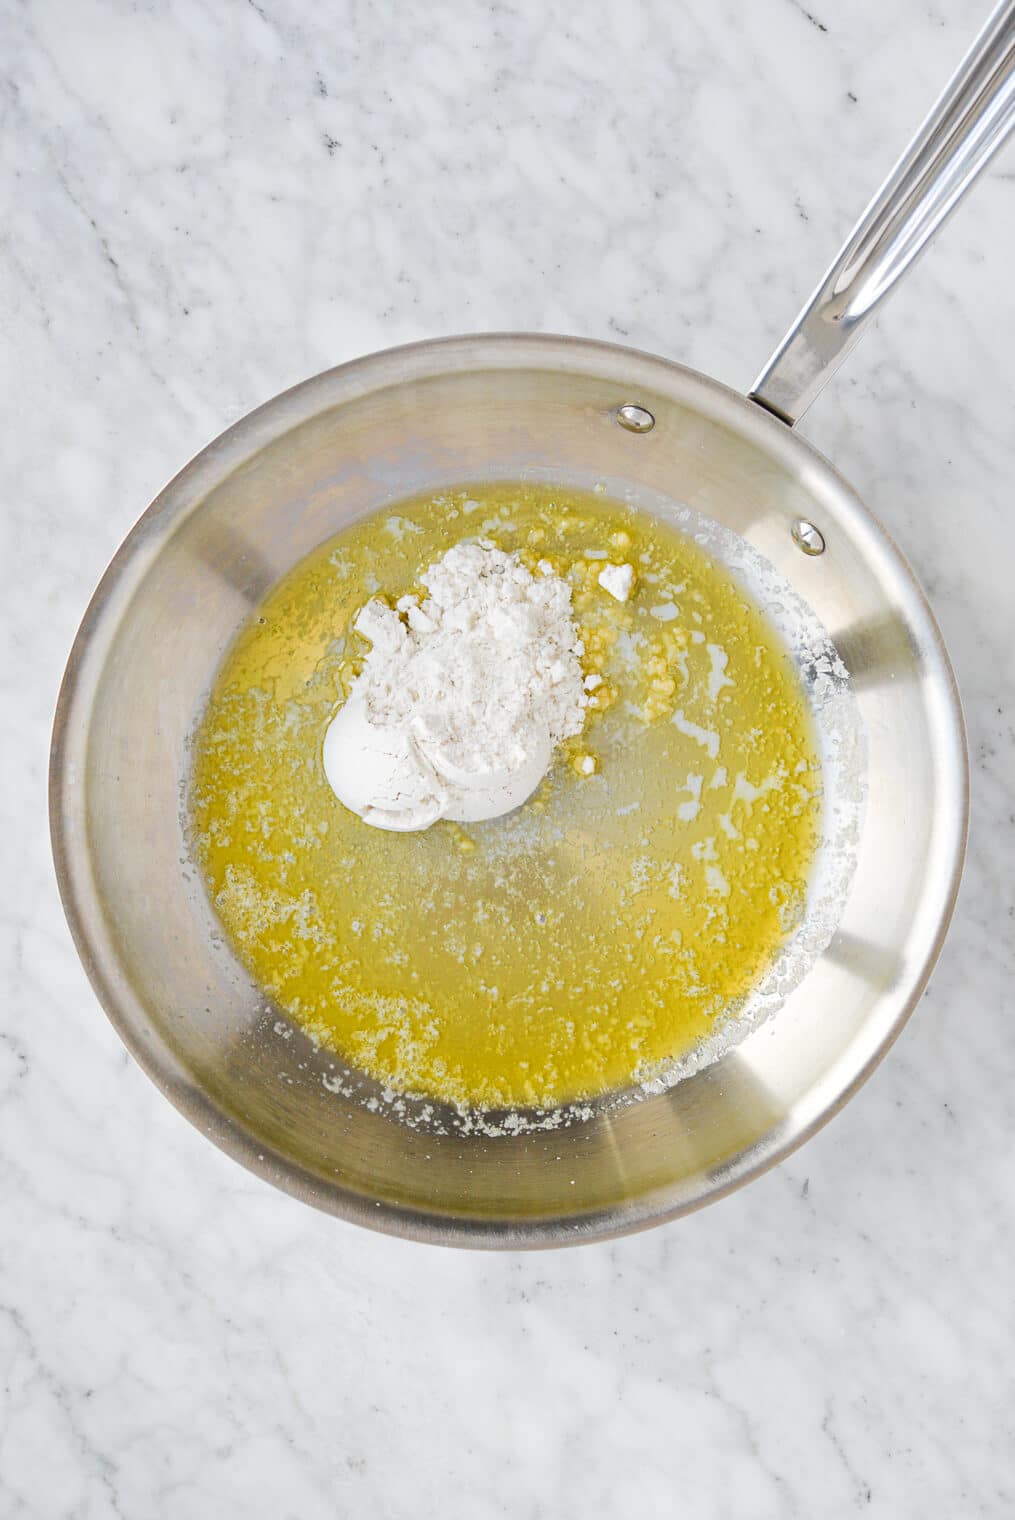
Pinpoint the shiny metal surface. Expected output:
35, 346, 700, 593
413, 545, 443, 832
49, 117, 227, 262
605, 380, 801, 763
752, 0, 1015, 423
50, 334, 968, 1247
615, 403, 656, 433
792, 519, 826, 557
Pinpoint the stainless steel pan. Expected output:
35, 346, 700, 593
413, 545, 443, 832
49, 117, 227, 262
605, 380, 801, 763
50, 5, 1014, 1246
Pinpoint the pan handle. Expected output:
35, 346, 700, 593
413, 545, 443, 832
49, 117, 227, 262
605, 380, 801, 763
750, 0, 1015, 426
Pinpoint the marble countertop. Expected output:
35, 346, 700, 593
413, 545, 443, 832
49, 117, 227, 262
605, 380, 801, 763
4, 0, 1013, 1514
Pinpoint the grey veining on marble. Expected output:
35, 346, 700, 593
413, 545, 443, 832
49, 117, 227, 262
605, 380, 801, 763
2, 0, 1013, 1515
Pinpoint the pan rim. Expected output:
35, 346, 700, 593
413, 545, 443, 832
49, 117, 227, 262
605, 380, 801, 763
49, 332, 969, 1248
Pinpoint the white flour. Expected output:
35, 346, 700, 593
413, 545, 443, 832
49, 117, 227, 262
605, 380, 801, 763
323, 541, 587, 831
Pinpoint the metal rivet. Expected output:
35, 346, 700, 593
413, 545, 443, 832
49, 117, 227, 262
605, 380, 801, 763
792, 519, 825, 556
616, 403, 655, 433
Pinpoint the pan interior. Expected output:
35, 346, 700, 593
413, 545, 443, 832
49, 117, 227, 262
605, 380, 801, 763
187, 477, 865, 1133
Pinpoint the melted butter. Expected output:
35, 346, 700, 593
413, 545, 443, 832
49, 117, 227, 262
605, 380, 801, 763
190, 484, 821, 1110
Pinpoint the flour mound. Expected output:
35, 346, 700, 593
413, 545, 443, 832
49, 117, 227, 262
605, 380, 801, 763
323, 542, 587, 831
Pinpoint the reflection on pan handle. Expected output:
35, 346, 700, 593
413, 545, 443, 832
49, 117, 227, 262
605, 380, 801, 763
750, 0, 1015, 426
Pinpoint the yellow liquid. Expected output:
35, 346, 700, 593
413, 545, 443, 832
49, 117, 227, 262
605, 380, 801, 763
191, 484, 821, 1111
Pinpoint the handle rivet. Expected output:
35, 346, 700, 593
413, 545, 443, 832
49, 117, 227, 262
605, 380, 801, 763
792, 519, 825, 555
616, 404, 655, 433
